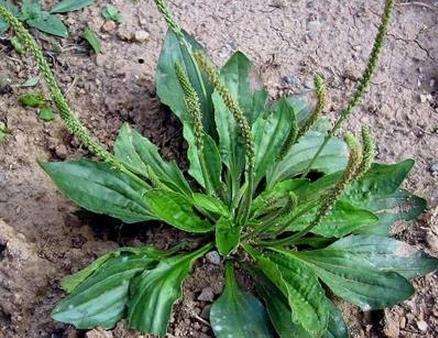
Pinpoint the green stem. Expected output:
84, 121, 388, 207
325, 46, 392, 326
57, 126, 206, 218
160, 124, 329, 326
224, 260, 236, 288
301, 0, 393, 178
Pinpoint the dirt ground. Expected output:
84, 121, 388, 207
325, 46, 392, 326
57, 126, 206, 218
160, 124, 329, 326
0, 0, 437, 337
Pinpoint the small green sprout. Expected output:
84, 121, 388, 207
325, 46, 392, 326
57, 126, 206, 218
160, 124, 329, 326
101, 5, 122, 23
83, 26, 101, 54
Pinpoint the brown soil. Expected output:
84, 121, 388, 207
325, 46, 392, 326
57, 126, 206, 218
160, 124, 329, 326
0, 0, 437, 337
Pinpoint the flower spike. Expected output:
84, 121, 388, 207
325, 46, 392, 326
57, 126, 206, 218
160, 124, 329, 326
175, 62, 205, 151
297, 74, 326, 139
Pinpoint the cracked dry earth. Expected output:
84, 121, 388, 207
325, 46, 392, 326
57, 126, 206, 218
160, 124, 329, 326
0, 0, 437, 337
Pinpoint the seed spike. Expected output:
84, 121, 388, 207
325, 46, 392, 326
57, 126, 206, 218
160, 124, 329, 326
355, 126, 376, 179
175, 62, 204, 150
296, 74, 326, 139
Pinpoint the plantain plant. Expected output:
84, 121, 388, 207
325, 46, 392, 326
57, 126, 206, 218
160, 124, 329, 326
1, 0, 437, 336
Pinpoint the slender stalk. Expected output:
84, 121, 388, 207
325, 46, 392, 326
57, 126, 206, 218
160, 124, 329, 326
153, 0, 184, 40
355, 126, 376, 179
278, 111, 298, 160
224, 260, 236, 288
296, 74, 326, 140
0, 5, 148, 188
300, 0, 393, 178
261, 133, 363, 246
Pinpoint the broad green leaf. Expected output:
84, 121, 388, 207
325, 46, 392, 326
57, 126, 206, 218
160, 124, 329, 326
83, 26, 101, 53
285, 92, 316, 127
156, 30, 215, 184
61, 246, 164, 293
20, 0, 41, 21
213, 51, 267, 191
193, 133, 222, 194
286, 200, 379, 238
255, 271, 312, 338
41, 159, 154, 223
267, 131, 348, 188
114, 123, 192, 197
347, 160, 414, 201
287, 245, 415, 310
52, 248, 159, 329
253, 98, 295, 182
252, 88, 269, 123
355, 189, 426, 235
61, 252, 119, 293
27, 11, 69, 37
144, 189, 213, 233
156, 29, 214, 135
128, 244, 210, 335
220, 51, 266, 123
324, 301, 349, 338
184, 122, 204, 186
220, 51, 252, 117
215, 217, 240, 256
192, 193, 229, 216
202, 134, 222, 192
324, 235, 437, 280
50, 0, 95, 13
344, 160, 427, 234
245, 246, 330, 335
210, 263, 273, 338
213, 91, 245, 182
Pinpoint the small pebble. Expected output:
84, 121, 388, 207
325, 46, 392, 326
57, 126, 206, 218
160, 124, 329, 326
205, 251, 221, 265
198, 287, 215, 302
134, 30, 150, 43
399, 316, 406, 329
101, 21, 116, 33
95, 55, 106, 67
417, 320, 428, 332
419, 94, 432, 103
55, 144, 68, 159
117, 27, 132, 41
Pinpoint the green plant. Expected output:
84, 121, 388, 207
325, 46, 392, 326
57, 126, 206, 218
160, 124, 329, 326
0, 0, 95, 37
1, 0, 437, 336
